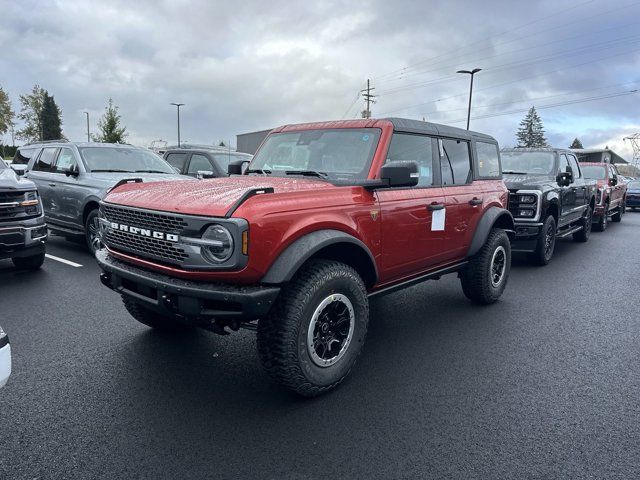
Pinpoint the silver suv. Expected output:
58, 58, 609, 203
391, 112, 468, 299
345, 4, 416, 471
21, 141, 186, 253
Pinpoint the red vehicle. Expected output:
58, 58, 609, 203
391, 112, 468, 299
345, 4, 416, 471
579, 162, 627, 231
96, 118, 514, 396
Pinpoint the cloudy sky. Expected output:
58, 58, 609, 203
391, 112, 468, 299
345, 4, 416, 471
2, 0, 639, 159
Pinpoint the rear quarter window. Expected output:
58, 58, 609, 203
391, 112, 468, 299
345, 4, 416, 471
13, 148, 38, 165
475, 141, 501, 178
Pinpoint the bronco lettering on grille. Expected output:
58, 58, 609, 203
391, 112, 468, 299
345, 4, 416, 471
109, 222, 179, 242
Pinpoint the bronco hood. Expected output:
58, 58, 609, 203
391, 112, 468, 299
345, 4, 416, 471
503, 173, 555, 191
104, 176, 334, 217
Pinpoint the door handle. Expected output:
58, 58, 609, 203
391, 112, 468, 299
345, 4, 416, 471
469, 197, 483, 206
427, 202, 445, 211
49, 182, 57, 187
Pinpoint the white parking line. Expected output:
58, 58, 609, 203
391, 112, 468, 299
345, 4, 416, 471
45, 254, 83, 268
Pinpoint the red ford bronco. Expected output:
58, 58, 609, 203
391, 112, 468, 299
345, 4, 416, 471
96, 118, 514, 396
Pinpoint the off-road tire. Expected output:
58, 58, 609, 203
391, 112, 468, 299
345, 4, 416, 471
12, 252, 45, 271
573, 205, 592, 242
257, 259, 369, 397
460, 228, 511, 305
594, 205, 608, 232
531, 215, 556, 266
85, 209, 102, 254
611, 204, 622, 223
122, 296, 191, 331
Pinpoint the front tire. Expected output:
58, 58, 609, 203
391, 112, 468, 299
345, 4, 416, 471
460, 228, 511, 305
85, 209, 102, 254
257, 260, 369, 397
12, 252, 45, 271
531, 215, 556, 266
611, 204, 623, 223
594, 205, 608, 232
122, 296, 191, 332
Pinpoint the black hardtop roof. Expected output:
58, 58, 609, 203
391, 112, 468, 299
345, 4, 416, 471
382, 117, 497, 143
501, 147, 573, 155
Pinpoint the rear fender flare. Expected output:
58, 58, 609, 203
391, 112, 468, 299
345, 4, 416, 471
467, 207, 515, 257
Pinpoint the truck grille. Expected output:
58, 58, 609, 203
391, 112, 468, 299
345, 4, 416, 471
0, 191, 40, 222
100, 204, 189, 265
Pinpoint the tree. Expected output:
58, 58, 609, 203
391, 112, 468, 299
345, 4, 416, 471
218, 140, 226, 147
16, 84, 47, 142
569, 138, 584, 149
92, 98, 128, 143
516, 106, 547, 148
39, 92, 63, 140
0, 86, 15, 138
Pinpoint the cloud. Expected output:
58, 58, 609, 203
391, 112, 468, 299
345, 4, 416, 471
1, 0, 639, 161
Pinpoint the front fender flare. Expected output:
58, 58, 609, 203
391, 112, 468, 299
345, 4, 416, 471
467, 207, 515, 257
261, 229, 378, 285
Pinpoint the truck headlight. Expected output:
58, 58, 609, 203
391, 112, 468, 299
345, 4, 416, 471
201, 224, 234, 264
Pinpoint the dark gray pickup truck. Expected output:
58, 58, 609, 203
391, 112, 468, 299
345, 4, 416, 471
0, 160, 47, 270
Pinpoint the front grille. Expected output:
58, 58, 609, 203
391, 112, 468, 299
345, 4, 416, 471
101, 204, 190, 265
0, 191, 40, 222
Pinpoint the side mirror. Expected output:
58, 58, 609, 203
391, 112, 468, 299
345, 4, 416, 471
64, 166, 79, 177
196, 170, 216, 179
556, 172, 572, 187
610, 176, 618, 186
379, 161, 419, 188
228, 160, 250, 175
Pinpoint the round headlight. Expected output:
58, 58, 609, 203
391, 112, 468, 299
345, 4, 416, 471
201, 224, 234, 264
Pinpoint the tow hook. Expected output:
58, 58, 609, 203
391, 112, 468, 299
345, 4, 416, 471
99, 272, 113, 289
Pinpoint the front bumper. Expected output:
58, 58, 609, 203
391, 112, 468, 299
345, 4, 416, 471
0, 214, 47, 260
96, 249, 280, 322
510, 221, 543, 253
0, 341, 11, 389
593, 204, 606, 217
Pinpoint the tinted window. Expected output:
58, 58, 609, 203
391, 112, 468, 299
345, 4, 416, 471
440, 139, 471, 186
33, 148, 57, 172
567, 154, 581, 179
13, 148, 38, 165
386, 133, 434, 187
581, 165, 606, 180
476, 142, 500, 177
54, 148, 78, 173
187, 154, 213, 175
165, 153, 188, 171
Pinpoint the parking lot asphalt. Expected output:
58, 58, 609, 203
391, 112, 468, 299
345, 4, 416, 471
1, 213, 639, 479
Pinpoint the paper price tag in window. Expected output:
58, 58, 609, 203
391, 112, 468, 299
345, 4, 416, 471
431, 207, 445, 231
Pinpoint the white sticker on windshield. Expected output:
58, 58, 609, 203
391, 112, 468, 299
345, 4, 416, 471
431, 208, 445, 231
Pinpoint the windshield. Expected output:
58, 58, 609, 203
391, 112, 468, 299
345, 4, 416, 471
249, 128, 381, 180
501, 151, 556, 175
627, 181, 640, 190
211, 152, 252, 170
78, 146, 176, 173
580, 165, 607, 180
0, 159, 7, 170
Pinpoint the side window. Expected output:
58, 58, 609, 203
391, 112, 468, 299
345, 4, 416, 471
609, 165, 617, 179
187, 154, 213, 175
13, 148, 37, 165
440, 138, 471, 186
54, 148, 78, 173
33, 148, 58, 172
165, 153, 188, 172
559, 154, 571, 173
476, 141, 500, 178
385, 133, 434, 187
567, 154, 581, 179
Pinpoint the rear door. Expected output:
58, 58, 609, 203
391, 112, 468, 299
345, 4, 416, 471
52, 147, 85, 228
25, 147, 58, 217
439, 137, 485, 260
377, 132, 447, 283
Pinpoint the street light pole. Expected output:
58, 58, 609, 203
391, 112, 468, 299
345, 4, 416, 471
456, 68, 481, 130
84, 112, 90, 142
170, 103, 185, 147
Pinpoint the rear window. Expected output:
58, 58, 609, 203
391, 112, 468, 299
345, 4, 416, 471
476, 141, 501, 177
581, 165, 606, 180
13, 147, 38, 165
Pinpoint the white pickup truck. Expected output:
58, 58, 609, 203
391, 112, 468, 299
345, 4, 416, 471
0, 326, 11, 388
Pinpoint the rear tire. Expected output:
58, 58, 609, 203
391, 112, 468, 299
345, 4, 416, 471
122, 296, 191, 332
573, 206, 592, 242
531, 215, 556, 266
12, 252, 45, 271
257, 259, 369, 397
460, 228, 510, 305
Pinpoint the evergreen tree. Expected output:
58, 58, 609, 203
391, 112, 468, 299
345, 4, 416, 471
39, 92, 63, 140
569, 138, 584, 149
218, 140, 226, 147
16, 84, 47, 142
92, 98, 128, 143
516, 106, 547, 148
0, 86, 15, 137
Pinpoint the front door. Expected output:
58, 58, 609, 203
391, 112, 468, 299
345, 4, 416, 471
558, 153, 579, 226
25, 147, 59, 219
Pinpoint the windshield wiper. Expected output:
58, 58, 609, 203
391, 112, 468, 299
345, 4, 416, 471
502, 170, 528, 175
246, 169, 272, 175
134, 170, 170, 174
284, 170, 328, 178
91, 169, 132, 173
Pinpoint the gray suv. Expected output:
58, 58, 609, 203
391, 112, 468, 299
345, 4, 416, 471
21, 141, 186, 253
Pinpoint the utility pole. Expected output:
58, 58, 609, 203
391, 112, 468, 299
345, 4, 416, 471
84, 112, 90, 142
360, 79, 376, 119
456, 68, 481, 130
170, 102, 185, 147
624, 133, 640, 172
